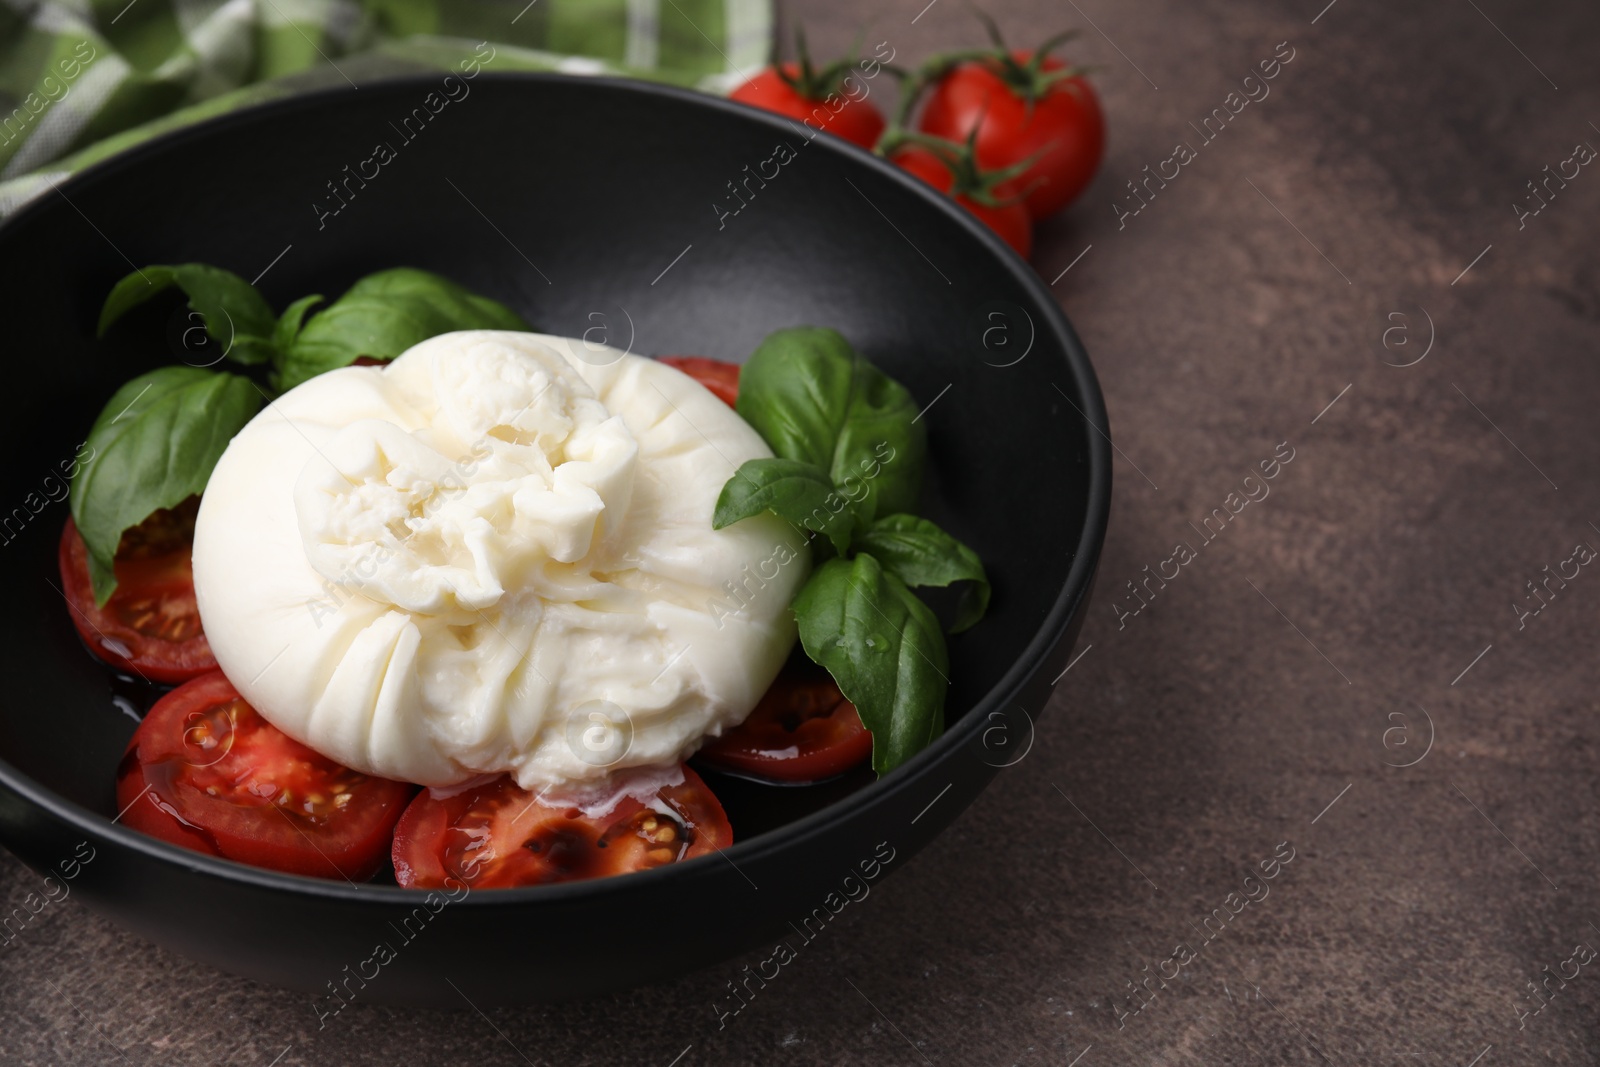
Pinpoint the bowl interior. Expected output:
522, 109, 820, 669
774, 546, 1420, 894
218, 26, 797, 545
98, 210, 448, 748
0, 74, 1100, 881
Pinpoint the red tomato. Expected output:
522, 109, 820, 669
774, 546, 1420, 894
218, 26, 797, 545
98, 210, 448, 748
730, 65, 886, 149
116, 671, 413, 880
699, 660, 872, 783
59, 503, 216, 684
918, 53, 1105, 219
894, 146, 1033, 258
658, 355, 740, 407
391, 766, 733, 889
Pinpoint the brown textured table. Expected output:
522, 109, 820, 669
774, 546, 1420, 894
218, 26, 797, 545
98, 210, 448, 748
5, 0, 1599, 1063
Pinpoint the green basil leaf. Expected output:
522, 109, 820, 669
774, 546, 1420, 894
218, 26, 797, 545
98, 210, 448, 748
792, 553, 949, 775
735, 327, 855, 469
273, 293, 324, 353
854, 514, 991, 632
735, 327, 925, 523
829, 366, 924, 523
97, 264, 278, 366
71, 367, 262, 605
713, 457, 854, 554
274, 268, 528, 391
225, 335, 278, 366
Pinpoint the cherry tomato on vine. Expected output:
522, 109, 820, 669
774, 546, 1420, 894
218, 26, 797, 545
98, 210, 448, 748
918, 51, 1104, 219
894, 146, 1033, 258
730, 63, 886, 149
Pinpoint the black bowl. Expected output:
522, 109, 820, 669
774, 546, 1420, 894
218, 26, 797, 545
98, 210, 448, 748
0, 73, 1109, 1005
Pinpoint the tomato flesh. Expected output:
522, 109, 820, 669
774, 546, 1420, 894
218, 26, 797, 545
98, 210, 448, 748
59, 503, 216, 684
699, 659, 872, 783
116, 671, 414, 880
658, 355, 741, 407
893, 147, 1034, 258
729, 66, 886, 149
391, 766, 732, 889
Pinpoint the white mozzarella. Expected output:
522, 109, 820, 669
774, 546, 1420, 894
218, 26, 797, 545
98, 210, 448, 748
192, 331, 807, 791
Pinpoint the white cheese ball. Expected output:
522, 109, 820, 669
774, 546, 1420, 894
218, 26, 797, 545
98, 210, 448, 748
193, 331, 807, 791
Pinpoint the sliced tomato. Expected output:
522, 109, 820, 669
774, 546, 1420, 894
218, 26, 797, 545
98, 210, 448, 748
658, 355, 740, 407
59, 502, 216, 684
116, 671, 414, 880
391, 766, 733, 889
698, 659, 872, 783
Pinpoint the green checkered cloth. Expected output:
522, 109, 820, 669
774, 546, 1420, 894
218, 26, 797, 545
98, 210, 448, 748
0, 0, 770, 213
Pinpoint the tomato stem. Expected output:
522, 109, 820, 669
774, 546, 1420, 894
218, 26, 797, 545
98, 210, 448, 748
889, 126, 1039, 207
873, 48, 988, 157
870, 6, 1088, 154
773, 23, 872, 100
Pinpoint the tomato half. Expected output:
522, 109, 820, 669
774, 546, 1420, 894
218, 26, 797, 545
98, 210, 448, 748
893, 146, 1034, 258
729, 66, 886, 149
391, 766, 733, 889
918, 53, 1105, 219
658, 355, 740, 407
698, 659, 872, 783
59, 502, 216, 684
116, 671, 414, 880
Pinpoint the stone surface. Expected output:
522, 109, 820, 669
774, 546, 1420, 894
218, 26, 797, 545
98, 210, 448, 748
5, 0, 1599, 1063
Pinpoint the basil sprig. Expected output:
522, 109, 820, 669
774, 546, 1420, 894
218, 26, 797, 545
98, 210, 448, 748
272, 268, 527, 391
99, 263, 279, 366
854, 513, 990, 633
794, 554, 950, 771
712, 457, 856, 555
70, 367, 262, 604
97, 264, 527, 387
734, 326, 924, 524
81, 264, 529, 603
712, 328, 990, 776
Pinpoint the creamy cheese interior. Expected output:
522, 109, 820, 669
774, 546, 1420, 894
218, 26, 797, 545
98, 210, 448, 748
192, 331, 806, 791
